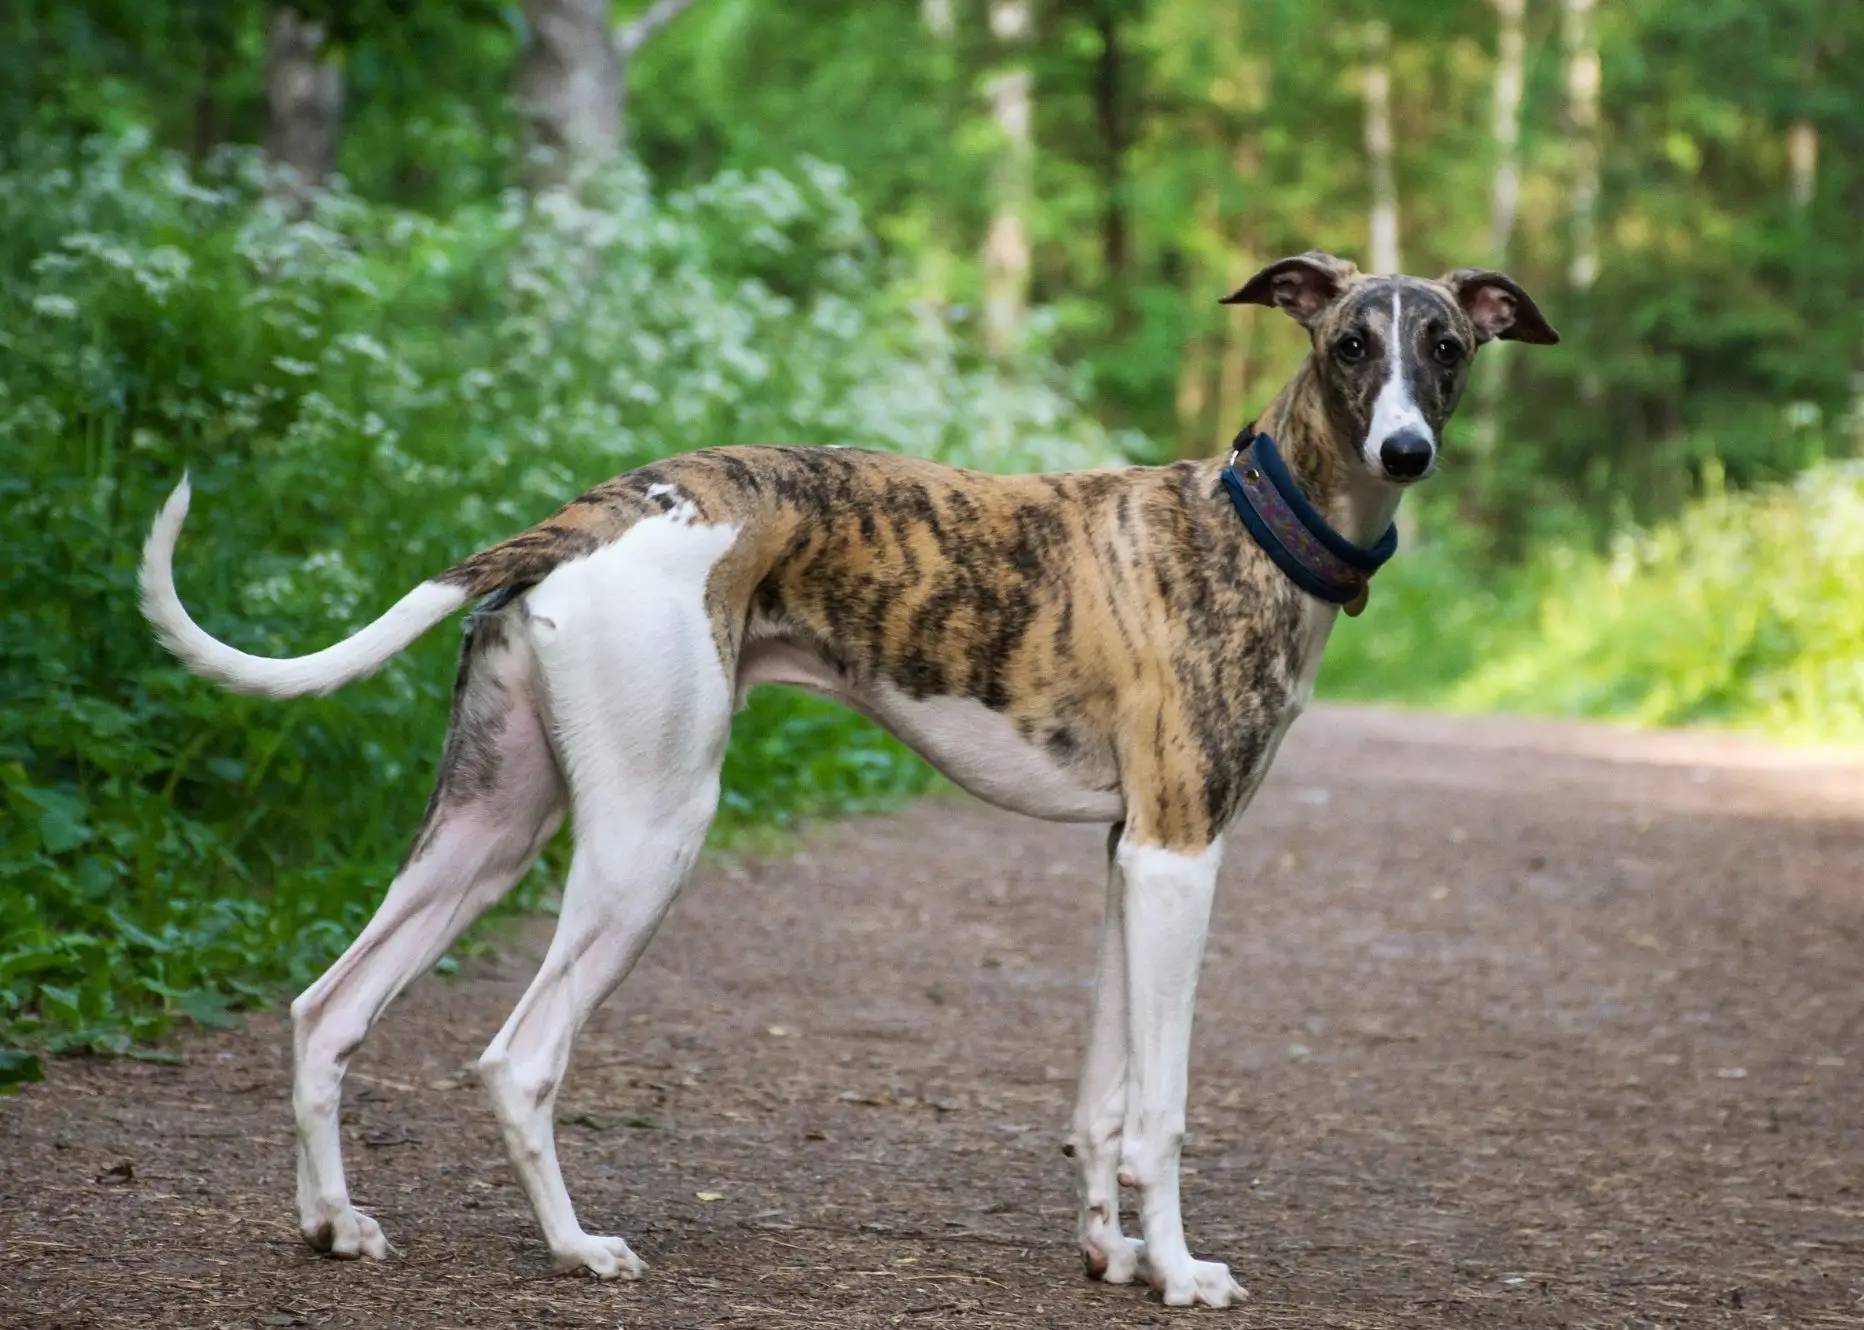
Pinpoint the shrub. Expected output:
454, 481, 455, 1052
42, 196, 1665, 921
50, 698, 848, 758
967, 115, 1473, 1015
1321, 460, 1864, 744
0, 132, 1132, 1060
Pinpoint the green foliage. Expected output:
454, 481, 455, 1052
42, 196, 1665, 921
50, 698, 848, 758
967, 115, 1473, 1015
1321, 462, 1864, 742
0, 131, 1127, 1054
4, 0, 1859, 1067
632, 0, 1864, 529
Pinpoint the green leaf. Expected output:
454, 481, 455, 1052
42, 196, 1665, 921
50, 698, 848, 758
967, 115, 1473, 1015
174, 987, 239, 1030
125, 1047, 185, 1065
14, 786, 93, 855
0, 1047, 44, 1092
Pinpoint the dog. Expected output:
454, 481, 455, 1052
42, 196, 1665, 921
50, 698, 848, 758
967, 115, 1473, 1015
138, 251, 1556, 1308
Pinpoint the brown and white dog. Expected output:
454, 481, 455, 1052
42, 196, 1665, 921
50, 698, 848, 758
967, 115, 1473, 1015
138, 251, 1556, 1308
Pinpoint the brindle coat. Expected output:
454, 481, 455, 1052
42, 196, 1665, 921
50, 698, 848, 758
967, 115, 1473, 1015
430, 254, 1555, 852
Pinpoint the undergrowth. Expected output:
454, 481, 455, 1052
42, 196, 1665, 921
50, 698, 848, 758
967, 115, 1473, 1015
1320, 459, 1864, 744
0, 132, 1131, 1078
7, 132, 1853, 1090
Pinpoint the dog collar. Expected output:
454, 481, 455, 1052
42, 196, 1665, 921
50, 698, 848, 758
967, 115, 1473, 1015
1219, 430, 1398, 617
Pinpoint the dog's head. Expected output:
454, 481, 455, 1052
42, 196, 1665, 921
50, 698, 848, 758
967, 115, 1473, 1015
1222, 251, 1559, 485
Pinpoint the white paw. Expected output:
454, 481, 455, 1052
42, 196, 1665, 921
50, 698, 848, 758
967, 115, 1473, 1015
1082, 1234, 1144, 1285
551, 1234, 647, 1280
301, 1206, 390, 1261
1145, 1255, 1249, 1309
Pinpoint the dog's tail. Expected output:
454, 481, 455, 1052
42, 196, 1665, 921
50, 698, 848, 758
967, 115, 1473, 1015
140, 477, 488, 699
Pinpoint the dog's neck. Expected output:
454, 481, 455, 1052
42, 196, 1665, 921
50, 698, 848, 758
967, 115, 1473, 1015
1245, 357, 1404, 549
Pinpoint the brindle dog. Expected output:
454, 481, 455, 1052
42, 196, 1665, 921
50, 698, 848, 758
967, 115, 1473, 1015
139, 251, 1557, 1308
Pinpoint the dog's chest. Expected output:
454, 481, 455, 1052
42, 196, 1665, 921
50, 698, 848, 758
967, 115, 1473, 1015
735, 638, 1123, 824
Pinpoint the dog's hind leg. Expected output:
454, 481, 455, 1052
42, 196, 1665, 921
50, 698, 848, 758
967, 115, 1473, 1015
290, 614, 565, 1260
474, 517, 738, 1278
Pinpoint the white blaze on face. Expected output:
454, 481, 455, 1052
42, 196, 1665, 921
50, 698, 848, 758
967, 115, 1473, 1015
1363, 287, 1435, 475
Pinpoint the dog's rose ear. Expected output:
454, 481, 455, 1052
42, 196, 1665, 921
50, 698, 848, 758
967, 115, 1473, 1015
1441, 269, 1561, 345
1220, 251, 1360, 327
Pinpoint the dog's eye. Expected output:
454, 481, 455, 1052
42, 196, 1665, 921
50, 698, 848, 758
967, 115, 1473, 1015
1432, 337, 1464, 366
1336, 335, 1368, 364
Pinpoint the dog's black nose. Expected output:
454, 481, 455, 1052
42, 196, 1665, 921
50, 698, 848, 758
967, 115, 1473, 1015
1379, 430, 1434, 480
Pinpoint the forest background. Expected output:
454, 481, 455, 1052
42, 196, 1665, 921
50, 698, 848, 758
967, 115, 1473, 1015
2, 0, 1859, 1073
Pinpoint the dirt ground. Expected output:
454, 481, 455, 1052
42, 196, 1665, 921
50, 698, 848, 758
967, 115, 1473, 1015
5, 705, 1864, 1330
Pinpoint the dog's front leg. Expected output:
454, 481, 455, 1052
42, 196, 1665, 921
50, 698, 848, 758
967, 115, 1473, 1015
1071, 825, 1139, 1283
1113, 835, 1247, 1308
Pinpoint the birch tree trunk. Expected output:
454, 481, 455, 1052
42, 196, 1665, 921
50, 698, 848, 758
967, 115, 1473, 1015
1563, 0, 1600, 404
1788, 120, 1818, 209
1563, 0, 1600, 296
517, 0, 622, 180
982, 0, 1034, 364
264, 9, 343, 199
1362, 20, 1400, 275
919, 0, 958, 318
1789, 44, 1820, 211
1489, 0, 1527, 259
1468, 0, 1529, 506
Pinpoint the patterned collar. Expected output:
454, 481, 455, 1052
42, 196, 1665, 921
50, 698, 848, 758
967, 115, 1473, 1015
1218, 429, 1398, 617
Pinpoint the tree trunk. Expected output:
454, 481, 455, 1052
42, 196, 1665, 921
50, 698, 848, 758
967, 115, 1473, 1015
1489, 0, 1527, 259
1788, 119, 1818, 209
1175, 325, 1214, 459
264, 8, 343, 197
1214, 312, 1255, 453
1362, 21, 1400, 275
1563, 0, 1600, 296
1563, 0, 1600, 406
1214, 120, 1266, 455
1094, 8, 1131, 332
1468, 0, 1529, 515
919, 0, 958, 320
192, 43, 229, 163
517, 0, 623, 181
982, 0, 1034, 365
191, 5, 236, 162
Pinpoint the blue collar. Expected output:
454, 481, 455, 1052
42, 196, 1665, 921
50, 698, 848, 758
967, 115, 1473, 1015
1219, 430, 1398, 617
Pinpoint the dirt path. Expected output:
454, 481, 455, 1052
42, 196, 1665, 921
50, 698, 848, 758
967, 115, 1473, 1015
5, 706, 1864, 1329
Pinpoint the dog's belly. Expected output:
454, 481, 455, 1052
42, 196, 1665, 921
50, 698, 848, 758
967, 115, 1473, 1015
736, 639, 1124, 823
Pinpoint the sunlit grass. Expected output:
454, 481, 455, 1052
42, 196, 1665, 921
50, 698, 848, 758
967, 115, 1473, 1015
1322, 462, 1864, 747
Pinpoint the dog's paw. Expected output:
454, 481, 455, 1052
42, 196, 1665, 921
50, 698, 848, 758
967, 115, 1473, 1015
1145, 1256, 1249, 1309
301, 1206, 390, 1261
551, 1234, 647, 1280
1082, 1234, 1145, 1285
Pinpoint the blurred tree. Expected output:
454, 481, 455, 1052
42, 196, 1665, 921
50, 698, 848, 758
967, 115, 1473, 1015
516, 0, 622, 175
1362, 18, 1401, 275
1561, 0, 1599, 401
982, 0, 1035, 364
1465, 0, 1530, 513
3, 0, 1861, 536
265, 8, 344, 196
